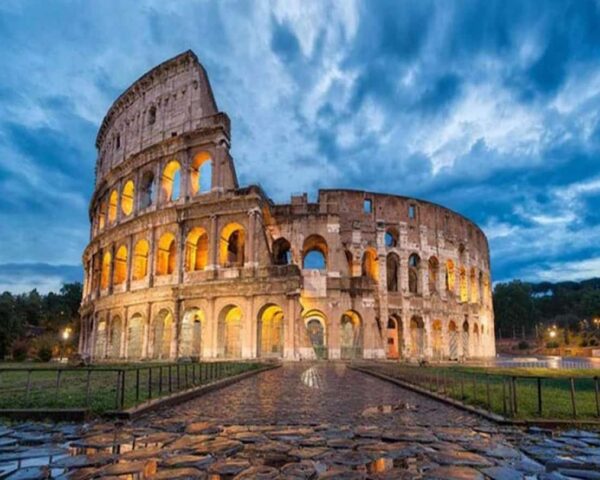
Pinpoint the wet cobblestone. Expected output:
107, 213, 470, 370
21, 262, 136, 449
0, 363, 599, 479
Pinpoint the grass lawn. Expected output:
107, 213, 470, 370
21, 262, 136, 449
0, 361, 263, 413
363, 363, 600, 420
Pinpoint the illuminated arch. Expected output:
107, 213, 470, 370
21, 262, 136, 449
431, 319, 443, 359
220, 223, 245, 267
428, 256, 439, 293
340, 310, 363, 359
217, 305, 243, 358
98, 198, 107, 230
361, 248, 378, 282
139, 171, 155, 209
109, 316, 122, 358
121, 180, 135, 216
446, 259, 455, 292
190, 152, 212, 195
302, 234, 328, 270
408, 253, 420, 294
151, 309, 173, 359
127, 313, 144, 359
384, 227, 398, 247
113, 245, 128, 285
132, 240, 149, 280
185, 227, 209, 271
257, 304, 284, 358
161, 160, 181, 202
100, 251, 111, 290
156, 232, 177, 275
108, 190, 118, 224
304, 309, 327, 359
459, 267, 468, 302
410, 315, 425, 357
470, 267, 479, 303
180, 308, 205, 358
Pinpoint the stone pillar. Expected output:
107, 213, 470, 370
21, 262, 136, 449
177, 222, 186, 284
423, 313, 431, 359
209, 214, 218, 270
148, 227, 156, 287
126, 235, 133, 292
245, 209, 259, 268
245, 296, 256, 358
402, 313, 410, 359
142, 303, 152, 359
121, 306, 128, 359
103, 312, 111, 359
285, 296, 296, 360
181, 149, 191, 201
171, 300, 181, 359
89, 314, 98, 359
209, 298, 218, 358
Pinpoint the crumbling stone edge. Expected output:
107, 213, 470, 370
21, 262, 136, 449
351, 365, 600, 428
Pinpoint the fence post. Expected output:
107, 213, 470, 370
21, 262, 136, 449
120, 369, 125, 409
169, 365, 173, 393
25, 370, 32, 405
159, 366, 163, 395
473, 375, 477, 402
460, 374, 465, 400
135, 368, 140, 403
486, 375, 491, 411
537, 377, 542, 416
595, 377, 600, 417
148, 367, 153, 400
114, 371, 121, 409
511, 377, 518, 415
86, 370, 92, 407
502, 378, 507, 417
569, 377, 577, 418
55, 370, 62, 397
177, 364, 181, 390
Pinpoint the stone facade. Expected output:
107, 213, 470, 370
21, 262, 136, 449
79, 50, 495, 362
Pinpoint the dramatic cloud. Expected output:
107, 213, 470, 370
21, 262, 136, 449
1, 0, 600, 292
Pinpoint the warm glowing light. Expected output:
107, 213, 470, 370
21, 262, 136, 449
62, 328, 71, 340
549, 330, 557, 338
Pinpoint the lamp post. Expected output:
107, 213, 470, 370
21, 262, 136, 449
61, 328, 71, 362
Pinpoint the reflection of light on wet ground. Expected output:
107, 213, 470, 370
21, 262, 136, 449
369, 457, 394, 473
300, 366, 322, 389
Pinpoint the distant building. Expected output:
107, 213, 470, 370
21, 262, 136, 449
79, 51, 495, 362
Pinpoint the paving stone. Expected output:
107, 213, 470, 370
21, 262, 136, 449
317, 467, 366, 479
161, 454, 214, 469
4, 466, 49, 480
185, 422, 221, 435
481, 466, 524, 480
424, 465, 485, 480
280, 461, 317, 479
208, 458, 251, 475
426, 450, 494, 467
149, 467, 206, 479
233, 465, 280, 479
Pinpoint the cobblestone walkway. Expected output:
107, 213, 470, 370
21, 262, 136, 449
1, 363, 600, 479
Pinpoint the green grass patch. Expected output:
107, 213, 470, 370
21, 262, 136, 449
363, 364, 600, 420
0, 361, 264, 413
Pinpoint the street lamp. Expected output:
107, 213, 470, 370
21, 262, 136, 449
61, 328, 71, 361
549, 330, 557, 338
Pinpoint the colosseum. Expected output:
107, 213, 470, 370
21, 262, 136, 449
78, 50, 495, 363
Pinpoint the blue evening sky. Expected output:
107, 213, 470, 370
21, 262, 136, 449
1, 0, 600, 293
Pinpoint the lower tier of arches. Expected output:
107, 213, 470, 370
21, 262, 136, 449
80, 299, 495, 362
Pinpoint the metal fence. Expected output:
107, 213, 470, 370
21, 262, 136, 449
0, 361, 261, 413
363, 364, 600, 420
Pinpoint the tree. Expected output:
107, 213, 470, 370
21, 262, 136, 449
493, 281, 537, 337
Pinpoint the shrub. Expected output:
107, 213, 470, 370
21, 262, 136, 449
37, 344, 53, 362
580, 339, 589, 347
590, 338, 598, 346
11, 339, 29, 361
546, 340, 559, 349
518, 340, 530, 350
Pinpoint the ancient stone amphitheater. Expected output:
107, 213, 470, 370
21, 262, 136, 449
79, 51, 495, 362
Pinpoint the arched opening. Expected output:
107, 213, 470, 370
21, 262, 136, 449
470, 268, 478, 303
272, 238, 292, 265
139, 171, 155, 209
113, 245, 128, 285
428, 256, 439, 294
462, 319, 470, 358
408, 254, 420, 294
473, 323, 481, 357
410, 316, 425, 358
190, 152, 212, 195
156, 232, 176, 275
180, 308, 204, 358
304, 310, 327, 359
340, 310, 363, 360
446, 259, 455, 292
95, 319, 107, 358
217, 305, 243, 358
302, 234, 328, 270
431, 319, 443, 360
108, 190, 118, 224
257, 304, 284, 358
100, 252, 111, 290
151, 309, 173, 360
185, 227, 209, 271
478, 271, 484, 305
161, 160, 181, 202
127, 313, 144, 359
386, 316, 403, 359
386, 253, 399, 292
98, 198, 107, 230
483, 274, 491, 304
132, 240, 149, 280
385, 228, 398, 247
448, 321, 459, 359
459, 267, 468, 302
109, 316, 122, 359
344, 250, 354, 276
361, 248, 378, 283
121, 180, 135, 217
220, 223, 245, 267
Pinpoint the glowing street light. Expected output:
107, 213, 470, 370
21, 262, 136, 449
62, 328, 71, 341
549, 330, 557, 338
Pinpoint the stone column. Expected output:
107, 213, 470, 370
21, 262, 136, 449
177, 222, 186, 284
209, 214, 219, 270
402, 313, 411, 359
246, 296, 256, 358
142, 303, 152, 359
171, 300, 181, 359
104, 312, 111, 359
121, 306, 128, 359
209, 298, 218, 358
285, 296, 296, 360
245, 209, 258, 268
126, 235, 134, 292
148, 227, 156, 287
